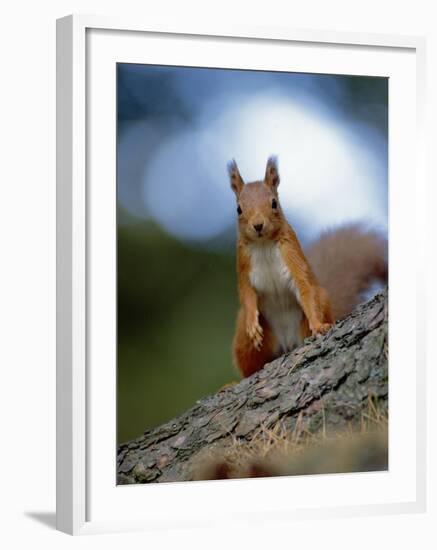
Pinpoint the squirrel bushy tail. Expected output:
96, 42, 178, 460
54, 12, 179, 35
305, 223, 388, 321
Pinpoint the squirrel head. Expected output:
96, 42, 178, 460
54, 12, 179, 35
228, 156, 284, 242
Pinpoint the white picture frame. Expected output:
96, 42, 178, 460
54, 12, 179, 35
56, 14, 427, 535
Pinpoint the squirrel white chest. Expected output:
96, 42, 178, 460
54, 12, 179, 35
248, 243, 303, 353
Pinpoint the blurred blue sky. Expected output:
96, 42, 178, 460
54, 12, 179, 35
117, 64, 388, 245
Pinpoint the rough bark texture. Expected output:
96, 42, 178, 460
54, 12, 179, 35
117, 289, 388, 484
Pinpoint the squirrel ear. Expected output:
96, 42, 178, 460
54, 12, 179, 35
228, 159, 244, 196
264, 155, 280, 189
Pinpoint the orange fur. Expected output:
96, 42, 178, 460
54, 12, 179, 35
305, 223, 387, 320
228, 157, 387, 379
233, 308, 277, 378
229, 157, 333, 378
278, 229, 334, 334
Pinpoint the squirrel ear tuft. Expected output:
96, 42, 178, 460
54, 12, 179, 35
264, 155, 280, 188
228, 159, 245, 196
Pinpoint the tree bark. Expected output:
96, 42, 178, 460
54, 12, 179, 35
117, 289, 388, 484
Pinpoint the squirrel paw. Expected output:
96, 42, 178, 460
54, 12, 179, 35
247, 317, 264, 351
310, 322, 332, 336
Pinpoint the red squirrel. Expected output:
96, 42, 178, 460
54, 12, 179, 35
229, 156, 387, 378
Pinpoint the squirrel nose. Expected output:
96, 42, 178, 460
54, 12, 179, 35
253, 223, 264, 233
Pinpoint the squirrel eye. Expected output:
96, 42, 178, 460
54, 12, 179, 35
237, 205, 242, 215
272, 198, 278, 209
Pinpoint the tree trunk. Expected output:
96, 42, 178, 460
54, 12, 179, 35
117, 289, 388, 484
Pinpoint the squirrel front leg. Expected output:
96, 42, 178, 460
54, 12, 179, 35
239, 278, 263, 350
298, 285, 332, 335
279, 240, 333, 335
237, 244, 264, 350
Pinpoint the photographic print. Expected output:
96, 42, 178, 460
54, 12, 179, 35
116, 64, 388, 484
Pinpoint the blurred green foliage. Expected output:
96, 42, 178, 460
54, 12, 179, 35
117, 217, 238, 443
